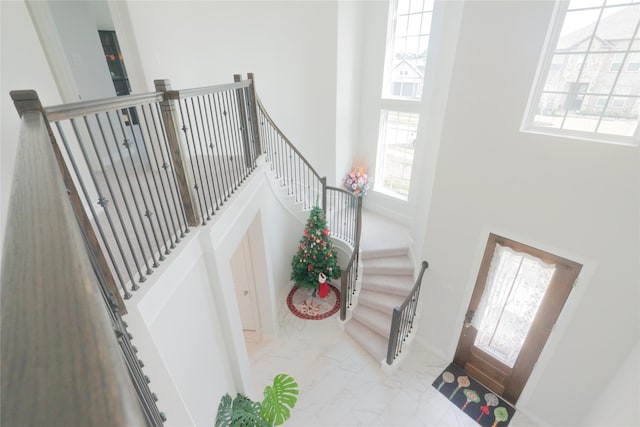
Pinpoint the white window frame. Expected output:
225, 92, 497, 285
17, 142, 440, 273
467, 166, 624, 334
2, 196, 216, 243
374, 0, 434, 201
521, 0, 640, 147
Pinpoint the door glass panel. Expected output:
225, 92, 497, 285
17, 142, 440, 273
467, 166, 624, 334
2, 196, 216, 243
472, 243, 556, 367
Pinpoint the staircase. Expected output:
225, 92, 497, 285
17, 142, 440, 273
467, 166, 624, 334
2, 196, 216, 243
344, 211, 415, 364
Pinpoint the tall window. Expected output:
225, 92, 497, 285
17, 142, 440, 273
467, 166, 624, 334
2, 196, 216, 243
523, 0, 640, 146
375, 0, 434, 200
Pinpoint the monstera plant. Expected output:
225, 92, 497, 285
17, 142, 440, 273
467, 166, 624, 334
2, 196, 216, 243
215, 374, 298, 427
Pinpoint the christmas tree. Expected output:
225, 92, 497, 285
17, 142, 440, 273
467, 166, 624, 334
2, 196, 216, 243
290, 206, 341, 291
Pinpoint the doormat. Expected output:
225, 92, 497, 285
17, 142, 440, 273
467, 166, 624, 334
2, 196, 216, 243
286, 284, 340, 320
432, 363, 515, 427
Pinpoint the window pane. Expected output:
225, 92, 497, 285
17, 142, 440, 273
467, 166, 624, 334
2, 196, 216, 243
599, 97, 640, 136
383, 0, 434, 99
376, 111, 419, 199
525, 2, 640, 144
533, 93, 567, 129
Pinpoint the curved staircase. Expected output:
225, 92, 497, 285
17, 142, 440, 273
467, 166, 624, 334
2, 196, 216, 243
344, 211, 415, 364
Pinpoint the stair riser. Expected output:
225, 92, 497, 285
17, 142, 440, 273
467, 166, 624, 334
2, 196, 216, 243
345, 320, 387, 361
360, 282, 412, 297
352, 312, 391, 338
360, 247, 409, 260
363, 266, 414, 276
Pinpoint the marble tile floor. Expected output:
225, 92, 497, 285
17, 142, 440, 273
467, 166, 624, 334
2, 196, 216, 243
246, 298, 538, 427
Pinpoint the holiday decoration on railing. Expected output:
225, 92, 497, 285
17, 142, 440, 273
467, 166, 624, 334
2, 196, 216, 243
344, 164, 371, 197
291, 206, 341, 291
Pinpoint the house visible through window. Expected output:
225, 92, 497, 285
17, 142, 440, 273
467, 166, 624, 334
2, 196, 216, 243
522, 1, 640, 145
375, 0, 434, 200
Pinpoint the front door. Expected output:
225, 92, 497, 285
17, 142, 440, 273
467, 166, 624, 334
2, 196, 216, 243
454, 233, 581, 404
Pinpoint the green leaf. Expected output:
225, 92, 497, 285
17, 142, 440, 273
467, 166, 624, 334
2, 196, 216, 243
215, 393, 268, 427
261, 374, 299, 426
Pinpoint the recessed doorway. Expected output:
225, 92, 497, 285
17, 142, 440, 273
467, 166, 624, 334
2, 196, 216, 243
454, 233, 582, 404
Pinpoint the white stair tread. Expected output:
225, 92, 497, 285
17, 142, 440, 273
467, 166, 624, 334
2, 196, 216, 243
361, 273, 414, 295
345, 319, 387, 362
358, 289, 405, 313
352, 305, 392, 338
363, 255, 413, 275
360, 246, 409, 260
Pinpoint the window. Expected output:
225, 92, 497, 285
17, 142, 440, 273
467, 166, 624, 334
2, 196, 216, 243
522, 1, 640, 145
375, 0, 434, 200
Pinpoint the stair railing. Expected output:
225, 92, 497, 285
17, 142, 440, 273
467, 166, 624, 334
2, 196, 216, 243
339, 195, 362, 320
255, 86, 362, 319
386, 260, 429, 365
256, 97, 326, 212
1, 101, 155, 426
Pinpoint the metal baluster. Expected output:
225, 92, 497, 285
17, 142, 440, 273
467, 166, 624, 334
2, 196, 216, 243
153, 102, 188, 239
187, 98, 212, 221
203, 93, 226, 206
221, 91, 242, 189
89, 113, 151, 290
193, 96, 217, 215
114, 110, 161, 269
104, 112, 155, 281
54, 121, 136, 296
215, 92, 236, 194
211, 92, 233, 200
139, 104, 175, 253
79, 114, 156, 280
126, 106, 168, 263
177, 100, 207, 224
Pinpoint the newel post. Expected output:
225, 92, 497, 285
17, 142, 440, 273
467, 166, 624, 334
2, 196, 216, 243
10, 90, 127, 312
154, 79, 200, 227
234, 74, 254, 169
247, 72, 263, 156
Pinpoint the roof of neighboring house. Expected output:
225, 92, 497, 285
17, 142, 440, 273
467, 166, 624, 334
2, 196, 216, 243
393, 58, 425, 78
558, 5, 640, 51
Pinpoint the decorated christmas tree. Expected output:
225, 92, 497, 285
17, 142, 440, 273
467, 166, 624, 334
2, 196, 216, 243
290, 206, 341, 291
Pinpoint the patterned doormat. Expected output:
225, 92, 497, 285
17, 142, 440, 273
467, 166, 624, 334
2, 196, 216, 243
286, 284, 340, 320
432, 363, 515, 427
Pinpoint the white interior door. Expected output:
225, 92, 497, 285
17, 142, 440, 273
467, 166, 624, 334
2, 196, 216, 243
231, 234, 260, 333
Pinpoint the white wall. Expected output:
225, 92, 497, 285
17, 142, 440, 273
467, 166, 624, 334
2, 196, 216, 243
335, 1, 365, 186
584, 340, 640, 426
416, 1, 639, 426
0, 1, 61, 260
123, 0, 339, 183
47, 1, 116, 101
127, 163, 303, 424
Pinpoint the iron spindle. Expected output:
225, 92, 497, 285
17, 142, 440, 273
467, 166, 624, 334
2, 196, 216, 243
221, 91, 241, 190
177, 100, 207, 224
114, 111, 161, 271
126, 106, 169, 263
103, 112, 154, 283
186, 98, 211, 220
215, 92, 235, 194
58, 119, 136, 294
75, 116, 150, 282
211, 93, 232, 200
153, 102, 188, 238
193, 96, 217, 216
142, 104, 179, 249
202, 94, 225, 207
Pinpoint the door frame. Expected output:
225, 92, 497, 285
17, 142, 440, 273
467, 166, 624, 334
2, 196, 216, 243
452, 228, 591, 406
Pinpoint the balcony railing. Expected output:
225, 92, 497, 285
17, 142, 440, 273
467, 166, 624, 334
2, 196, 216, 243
2, 74, 362, 425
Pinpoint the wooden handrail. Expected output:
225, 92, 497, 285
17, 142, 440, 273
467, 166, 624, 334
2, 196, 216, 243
44, 91, 164, 122
1, 111, 147, 425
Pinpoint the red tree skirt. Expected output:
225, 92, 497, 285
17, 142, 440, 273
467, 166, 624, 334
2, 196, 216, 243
286, 284, 340, 320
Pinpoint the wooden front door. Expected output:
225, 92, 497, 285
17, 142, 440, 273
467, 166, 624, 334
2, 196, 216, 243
454, 233, 581, 404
